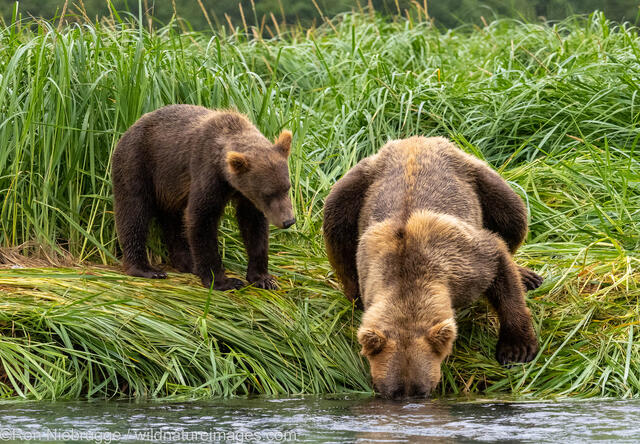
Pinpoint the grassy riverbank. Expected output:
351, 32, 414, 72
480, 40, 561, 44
0, 9, 639, 399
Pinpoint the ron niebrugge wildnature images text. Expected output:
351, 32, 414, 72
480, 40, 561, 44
0, 428, 297, 442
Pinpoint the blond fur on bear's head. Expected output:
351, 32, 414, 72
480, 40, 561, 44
357, 298, 457, 400
354, 210, 485, 399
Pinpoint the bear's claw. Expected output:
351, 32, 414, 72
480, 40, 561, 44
150, 270, 168, 279
214, 277, 245, 291
518, 266, 544, 291
202, 276, 244, 291
496, 335, 539, 365
126, 266, 167, 280
249, 274, 279, 290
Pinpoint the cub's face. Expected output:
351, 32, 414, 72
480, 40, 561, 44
225, 130, 295, 229
358, 318, 457, 399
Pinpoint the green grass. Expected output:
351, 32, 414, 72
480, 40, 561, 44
0, 8, 639, 399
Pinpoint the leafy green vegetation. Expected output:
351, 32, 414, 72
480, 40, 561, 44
0, 8, 639, 399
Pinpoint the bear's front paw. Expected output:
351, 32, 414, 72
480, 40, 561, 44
248, 274, 279, 290
127, 266, 167, 279
496, 333, 539, 365
201, 274, 244, 291
150, 269, 168, 279
518, 266, 544, 291
212, 277, 244, 291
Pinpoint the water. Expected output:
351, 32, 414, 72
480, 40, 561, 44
0, 396, 639, 443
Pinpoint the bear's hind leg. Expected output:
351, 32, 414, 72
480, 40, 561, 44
323, 157, 375, 306
474, 163, 528, 252
158, 211, 193, 273
115, 195, 167, 279
473, 163, 543, 290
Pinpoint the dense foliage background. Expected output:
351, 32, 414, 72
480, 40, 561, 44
1, 0, 639, 30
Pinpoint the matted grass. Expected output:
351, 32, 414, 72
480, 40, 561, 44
0, 267, 367, 399
0, 8, 639, 399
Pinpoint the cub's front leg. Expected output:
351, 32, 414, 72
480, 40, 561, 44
186, 182, 243, 291
234, 195, 278, 290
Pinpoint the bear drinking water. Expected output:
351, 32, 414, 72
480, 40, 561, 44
323, 136, 542, 399
111, 105, 295, 290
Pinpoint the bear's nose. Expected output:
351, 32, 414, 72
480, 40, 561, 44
385, 384, 430, 400
282, 218, 295, 229
390, 387, 405, 400
409, 385, 430, 399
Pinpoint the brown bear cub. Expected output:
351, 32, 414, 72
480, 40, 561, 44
112, 104, 295, 290
323, 136, 543, 399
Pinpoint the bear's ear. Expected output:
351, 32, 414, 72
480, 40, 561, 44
274, 130, 292, 157
226, 151, 250, 174
358, 327, 387, 356
426, 318, 457, 356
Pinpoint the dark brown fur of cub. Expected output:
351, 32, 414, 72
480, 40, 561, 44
323, 136, 542, 399
112, 104, 295, 290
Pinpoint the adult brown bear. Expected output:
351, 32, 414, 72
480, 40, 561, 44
112, 105, 295, 290
323, 136, 542, 399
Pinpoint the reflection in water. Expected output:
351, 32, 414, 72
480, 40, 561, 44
349, 398, 455, 443
0, 396, 639, 442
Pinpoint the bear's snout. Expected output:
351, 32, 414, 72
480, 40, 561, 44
265, 195, 295, 229
376, 382, 432, 400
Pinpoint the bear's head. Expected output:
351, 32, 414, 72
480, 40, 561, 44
358, 308, 457, 400
225, 130, 295, 229
355, 215, 463, 399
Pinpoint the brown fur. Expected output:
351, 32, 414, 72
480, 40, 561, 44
111, 104, 295, 290
323, 136, 541, 399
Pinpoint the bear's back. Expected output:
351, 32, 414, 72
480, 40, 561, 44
359, 137, 483, 235
113, 105, 259, 211
139, 105, 254, 157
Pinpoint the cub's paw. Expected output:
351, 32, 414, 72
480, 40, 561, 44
201, 275, 244, 291
248, 274, 279, 290
496, 333, 539, 365
149, 269, 168, 279
518, 266, 544, 291
127, 266, 167, 279
212, 277, 244, 291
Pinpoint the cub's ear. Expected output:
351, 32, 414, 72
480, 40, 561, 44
226, 151, 250, 174
426, 318, 457, 356
358, 327, 387, 356
274, 130, 292, 157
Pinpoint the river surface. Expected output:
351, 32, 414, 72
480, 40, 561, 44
0, 396, 638, 443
